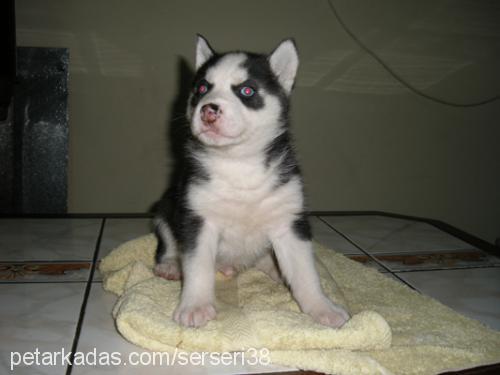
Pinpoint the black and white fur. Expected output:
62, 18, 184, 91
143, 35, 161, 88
154, 35, 350, 328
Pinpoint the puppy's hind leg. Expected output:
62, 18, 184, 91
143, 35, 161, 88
153, 217, 181, 280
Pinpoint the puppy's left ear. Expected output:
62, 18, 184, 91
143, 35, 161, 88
268, 39, 299, 94
196, 34, 215, 69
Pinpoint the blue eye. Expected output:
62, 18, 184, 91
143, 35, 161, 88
240, 86, 255, 97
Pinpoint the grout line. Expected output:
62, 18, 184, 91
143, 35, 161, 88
316, 216, 419, 291
360, 221, 414, 254
394, 263, 500, 273
65, 218, 106, 375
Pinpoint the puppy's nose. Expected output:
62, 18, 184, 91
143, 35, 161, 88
200, 103, 221, 124
202, 103, 220, 113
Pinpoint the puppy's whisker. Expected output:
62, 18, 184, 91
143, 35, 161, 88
170, 114, 188, 122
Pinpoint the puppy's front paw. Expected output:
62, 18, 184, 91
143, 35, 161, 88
154, 260, 181, 280
173, 303, 216, 327
307, 299, 350, 328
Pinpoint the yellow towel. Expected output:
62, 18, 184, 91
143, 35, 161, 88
99, 234, 500, 375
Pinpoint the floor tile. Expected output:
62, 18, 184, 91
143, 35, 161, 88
0, 261, 91, 283
397, 268, 500, 330
0, 218, 101, 261
310, 217, 362, 255
73, 285, 291, 374
98, 218, 152, 259
321, 215, 476, 254
0, 282, 86, 374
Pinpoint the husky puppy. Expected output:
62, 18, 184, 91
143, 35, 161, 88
154, 35, 350, 328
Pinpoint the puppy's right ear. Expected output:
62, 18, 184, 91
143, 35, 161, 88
196, 34, 215, 69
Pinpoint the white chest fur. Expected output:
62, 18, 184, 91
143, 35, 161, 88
188, 153, 303, 265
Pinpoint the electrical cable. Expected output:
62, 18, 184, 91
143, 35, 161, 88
326, 0, 500, 107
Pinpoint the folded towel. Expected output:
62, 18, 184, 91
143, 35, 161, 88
99, 234, 500, 375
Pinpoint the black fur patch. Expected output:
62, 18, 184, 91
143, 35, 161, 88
154, 226, 167, 264
292, 213, 312, 241
243, 53, 284, 96
155, 194, 204, 255
242, 53, 289, 119
176, 208, 204, 253
265, 131, 301, 185
155, 138, 208, 256
189, 53, 222, 110
231, 79, 264, 109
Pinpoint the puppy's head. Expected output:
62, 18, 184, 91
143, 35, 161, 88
187, 35, 299, 147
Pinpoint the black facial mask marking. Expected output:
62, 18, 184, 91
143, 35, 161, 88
231, 79, 264, 109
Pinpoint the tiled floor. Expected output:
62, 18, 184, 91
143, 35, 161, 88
0, 214, 499, 374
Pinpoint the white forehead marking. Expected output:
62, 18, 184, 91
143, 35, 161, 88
205, 53, 248, 86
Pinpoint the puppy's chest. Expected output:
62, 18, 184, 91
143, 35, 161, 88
189, 157, 298, 231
